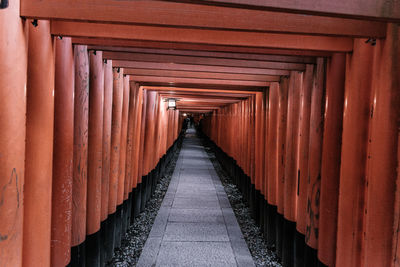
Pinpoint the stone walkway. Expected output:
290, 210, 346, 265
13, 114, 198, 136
137, 129, 255, 267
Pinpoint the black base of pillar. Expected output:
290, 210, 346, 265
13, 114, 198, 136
105, 212, 115, 262
146, 172, 152, 203
266, 204, 277, 249
127, 192, 133, 227
294, 231, 305, 267
304, 244, 318, 267
86, 230, 101, 267
140, 176, 147, 212
100, 220, 108, 266
114, 204, 123, 249
122, 198, 129, 236
282, 220, 296, 267
259, 197, 266, 233
276, 213, 284, 260
130, 187, 137, 222
134, 184, 142, 218
71, 241, 86, 267
254, 189, 261, 225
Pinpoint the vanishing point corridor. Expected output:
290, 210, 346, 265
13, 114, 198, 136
1, 1, 399, 267
137, 128, 254, 266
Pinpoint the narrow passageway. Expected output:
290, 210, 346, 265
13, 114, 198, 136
138, 128, 254, 266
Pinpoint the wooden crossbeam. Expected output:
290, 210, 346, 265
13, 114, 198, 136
74, 38, 331, 57
51, 21, 353, 52
90, 46, 316, 64
21, 0, 387, 36
166, 0, 400, 21
114, 61, 290, 76
130, 75, 269, 87
124, 69, 280, 82
102, 51, 305, 70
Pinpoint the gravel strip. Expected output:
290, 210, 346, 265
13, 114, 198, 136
107, 148, 181, 267
203, 143, 282, 267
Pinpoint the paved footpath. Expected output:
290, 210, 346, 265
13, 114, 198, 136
137, 129, 255, 267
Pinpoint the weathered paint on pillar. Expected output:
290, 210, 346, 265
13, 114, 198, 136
138, 90, 148, 182
394, 130, 400, 267
255, 92, 265, 192
277, 77, 289, 215
305, 58, 325, 249
336, 40, 374, 267
0, 0, 27, 264
101, 60, 113, 221
132, 86, 143, 188
364, 24, 400, 267
125, 82, 138, 197
143, 91, 157, 175
87, 50, 104, 235
23, 20, 54, 267
283, 71, 302, 222
267, 82, 280, 206
296, 65, 314, 234
117, 75, 130, 205
108, 68, 123, 214
71, 44, 89, 247
318, 53, 345, 266
51, 37, 74, 267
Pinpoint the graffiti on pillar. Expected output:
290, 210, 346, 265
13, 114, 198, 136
0, 168, 20, 242
305, 174, 321, 244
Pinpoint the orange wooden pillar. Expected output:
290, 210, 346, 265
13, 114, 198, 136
395, 139, 400, 267
254, 91, 265, 225
86, 50, 104, 265
132, 86, 144, 219
266, 83, 280, 208
145, 91, 159, 204
296, 65, 314, 236
276, 77, 289, 259
106, 67, 123, 255
51, 37, 74, 267
305, 58, 326, 265
364, 24, 400, 267
125, 83, 139, 207
336, 40, 374, 267
0, 1, 27, 265
282, 71, 302, 266
23, 20, 54, 267
283, 71, 302, 221
101, 59, 113, 264
141, 90, 155, 211
115, 74, 129, 245
318, 53, 346, 266
136, 89, 147, 214
125, 82, 138, 227
294, 64, 314, 266
71, 44, 89, 265
265, 82, 279, 247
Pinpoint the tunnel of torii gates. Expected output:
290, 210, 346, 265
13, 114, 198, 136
0, 0, 399, 266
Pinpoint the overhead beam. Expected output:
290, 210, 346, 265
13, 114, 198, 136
90, 46, 316, 64
157, 91, 251, 98
51, 21, 354, 52
114, 60, 290, 76
142, 86, 259, 95
166, 0, 400, 21
124, 69, 281, 82
74, 38, 331, 57
130, 76, 269, 87
21, 0, 387, 36
102, 51, 305, 70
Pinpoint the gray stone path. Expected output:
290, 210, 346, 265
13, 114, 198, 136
137, 129, 255, 267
